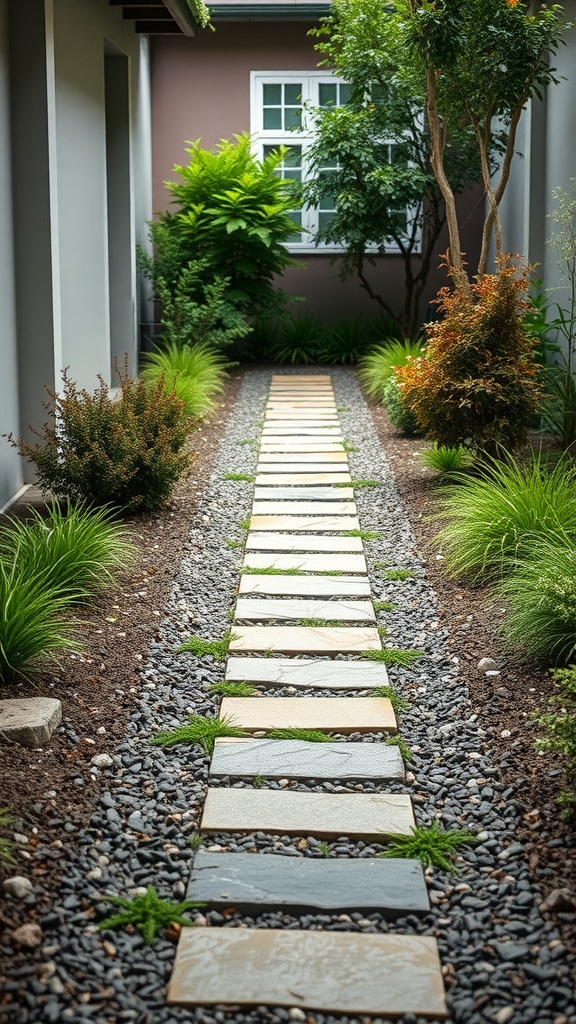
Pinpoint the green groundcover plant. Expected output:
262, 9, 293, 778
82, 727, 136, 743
141, 341, 229, 420
534, 665, 576, 817
380, 821, 478, 871
152, 713, 246, 755
420, 443, 475, 475
436, 454, 576, 582
0, 808, 18, 865
99, 886, 200, 945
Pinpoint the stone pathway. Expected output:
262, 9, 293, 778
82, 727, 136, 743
167, 374, 448, 1018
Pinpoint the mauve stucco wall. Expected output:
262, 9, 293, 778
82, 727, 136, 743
151, 25, 483, 325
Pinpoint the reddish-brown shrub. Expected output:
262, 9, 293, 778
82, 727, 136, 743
397, 262, 543, 453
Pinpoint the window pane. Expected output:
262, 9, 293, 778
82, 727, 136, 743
319, 83, 337, 107
339, 83, 352, 105
319, 211, 336, 233
284, 107, 302, 131
263, 107, 282, 130
284, 84, 302, 105
284, 146, 302, 168
263, 83, 281, 105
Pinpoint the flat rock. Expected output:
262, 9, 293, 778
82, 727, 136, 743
251, 502, 356, 515
220, 696, 395, 733
0, 698, 62, 748
210, 738, 403, 780
229, 625, 380, 654
239, 574, 372, 597
258, 452, 347, 464
234, 597, 375, 622
260, 444, 345, 453
257, 465, 350, 476
168, 929, 446, 1016
201, 788, 414, 839
187, 850, 428, 916
249, 515, 359, 532
262, 428, 342, 436
253, 487, 353, 501
243, 552, 367, 573
265, 412, 339, 421
255, 474, 352, 486
245, 534, 363, 553
226, 657, 389, 689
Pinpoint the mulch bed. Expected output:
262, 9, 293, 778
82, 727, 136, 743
369, 401, 576, 946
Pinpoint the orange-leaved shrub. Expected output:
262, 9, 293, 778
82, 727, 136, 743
10, 360, 191, 513
396, 262, 543, 453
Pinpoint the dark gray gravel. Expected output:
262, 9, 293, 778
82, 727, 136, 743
5, 367, 575, 1024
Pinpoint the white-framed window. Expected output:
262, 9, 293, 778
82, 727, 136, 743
250, 70, 413, 254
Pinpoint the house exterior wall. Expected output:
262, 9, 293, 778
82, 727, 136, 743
0, 0, 152, 510
151, 24, 483, 324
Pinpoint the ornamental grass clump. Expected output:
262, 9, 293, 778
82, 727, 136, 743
397, 262, 543, 453
498, 533, 576, 665
0, 562, 79, 683
9, 361, 191, 513
151, 713, 246, 755
436, 454, 576, 583
419, 443, 475, 475
0, 501, 136, 604
141, 342, 229, 420
358, 340, 423, 435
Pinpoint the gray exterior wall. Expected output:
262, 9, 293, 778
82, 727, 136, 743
0, 0, 152, 510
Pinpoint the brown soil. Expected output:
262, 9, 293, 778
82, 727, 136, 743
368, 401, 576, 945
0, 368, 243, 945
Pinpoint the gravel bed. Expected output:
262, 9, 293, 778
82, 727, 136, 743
3, 367, 575, 1024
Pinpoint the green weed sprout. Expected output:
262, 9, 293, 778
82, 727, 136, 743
380, 821, 478, 871
152, 713, 246, 755
178, 630, 236, 660
207, 680, 256, 697
362, 648, 424, 668
342, 529, 382, 540
99, 885, 201, 945
225, 473, 255, 482
385, 735, 413, 762
0, 808, 18, 865
265, 728, 333, 742
384, 568, 416, 581
372, 685, 409, 715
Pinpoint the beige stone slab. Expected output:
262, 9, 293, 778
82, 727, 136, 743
258, 452, 348, 464
255, 474, 352, 486
262, 427, 342, 436
234, 597, 375, 622
226, 657, 389, 689
266, 398, 337, 405
256, 467, 350, 477
271, 374, 332, 380
239, 574, 372, 597
254, 486, 354, 501
221, 696, 395, 732
265, 412, 339, 420
249, 514, 359, 531
168, 929, 447, 1016
260, 443, 345, 453
243, 552, 367, 573
245, 534, 363, 553
229, 625, 381, 654
269, 386, 334, 391
200, 788, 414, 839
251, 502, 356, 515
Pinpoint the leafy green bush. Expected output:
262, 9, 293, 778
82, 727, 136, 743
0, 561, 79, 682
436, 454, 576, 582
397, 263, 543, 453
0, 501, 136, 604
420, 443, 475, 474
498, 534, 576, 665
157, 135, 300, 318
267, 313, 326, 365
10, 362, 191, 514
534, 665, 576, 816
381, 374, 422, 435
141, 342, 229, 420
358, 339, 423, 403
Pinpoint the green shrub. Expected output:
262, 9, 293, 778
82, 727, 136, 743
0, 561, 79, 683
141, 342, 229, 420
157, 135, 300, 318
381, 374, 422, 435
436, 454, 576, 582
420, 443, 475, 474
498, 534, 576, 664
0, 501, 136, 603
358, 339, 423, 402
534, 665, 576, 816
317, 319, 371, 365
9, 362, 191, 514
397, 263, 543, 453
267, 313, 326, 365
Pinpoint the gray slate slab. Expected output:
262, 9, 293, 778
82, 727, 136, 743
187, 849, 429, 916
226, 656, 388, 689
0, 698, 62, 748
210, 737, 404, 781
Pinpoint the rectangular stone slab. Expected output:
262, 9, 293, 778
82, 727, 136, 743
253, 486, 353, 501
245, 534, 363, 553
210, 738, 403, 781
262, 428, 342, 436
220, 696, 395, 733
258, 452, 348, 464
239, 575, 372, 597
234, 597, 375, 621
266, 400, 338, 407
200, 788, 414, 839
255, 474, 352, 486
229, 625, 380, 654
243, 552, 367, 573
265, 412, 339, 420
256, 464, 350, 475
186, 850, 429, 917
168, 929, 446, 1017
260, 444, 345, 453
249, 514, 359, 531
226, 657, 389, 689
251, 502, 356, 515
